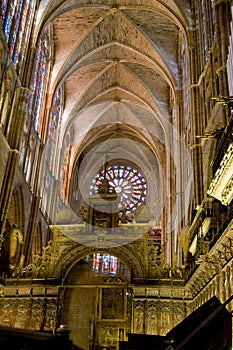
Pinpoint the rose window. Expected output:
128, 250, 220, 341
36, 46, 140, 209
90, 164, 147, 212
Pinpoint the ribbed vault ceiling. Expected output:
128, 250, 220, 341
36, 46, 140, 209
36, 0, 192, 205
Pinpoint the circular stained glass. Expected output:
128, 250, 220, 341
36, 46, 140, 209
90, 164, 147, 213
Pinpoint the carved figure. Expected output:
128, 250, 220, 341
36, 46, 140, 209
78, 205, 88, 222
120, 208, 134, 223
8, 225, 23, 260
98, 178, 110, 194
178, 225, 190, 261
1, 224, 23, 271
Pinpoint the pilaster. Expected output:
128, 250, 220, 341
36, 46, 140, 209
7, 87, 30, 150
0, 149, 20, 234
23, 195, 41, 265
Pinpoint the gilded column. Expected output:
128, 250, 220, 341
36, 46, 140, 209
225, 266, 231, 309
220, 270, 226, 303
229, 261, 233, 312
215, 273, 221, 300
144, 299, 148, 334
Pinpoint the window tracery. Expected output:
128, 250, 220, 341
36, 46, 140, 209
90, 164, 147, 213
0, 69, 14, 135
93, 253, 118, 275
60, 130, 73, 202
48, 87, 62, 138
1, 0, 35, 73
47, 87, 63, 172
198, 0, 216, 65
29, 25, 52, 137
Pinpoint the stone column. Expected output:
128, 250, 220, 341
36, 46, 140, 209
214, 0, 231, 122
0, 149, 19, 234
165, 149, 176, 266
23, 141, 45, 264
21, 45, 37, 88
49, 178, 60, 223
23, 195, 41, 265
7, 87, 30, 150
214, 0, 231, 65
187, 27, 204, 206
189, 84, 203, 206
0, 87, 30, 235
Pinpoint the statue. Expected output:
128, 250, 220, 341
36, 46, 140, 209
1, 224, 24, 272
98, 178, 110, 194
78, 205, 88, 222
178, 225, 190, 262
120, 208, 134, 223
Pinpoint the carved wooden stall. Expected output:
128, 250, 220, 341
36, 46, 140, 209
0, 324, 82, 350
119, 296, 232, 350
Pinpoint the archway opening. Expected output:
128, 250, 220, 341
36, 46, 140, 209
61, 254, 131, 350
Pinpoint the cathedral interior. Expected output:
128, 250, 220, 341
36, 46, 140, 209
0, 0, 233, 349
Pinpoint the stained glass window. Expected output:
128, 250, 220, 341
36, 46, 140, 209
1, 0, 34, 73
14, 0, 33, 72
47, 87, 62, 171
48, 87, 62, 137
1, 0, 17, 41
211, 0, 216, 37
199, 0, 216, 63
60, 146, 71, 201
201, 0, 208, 61
93, 253, 118, 275
0, 0, 8, 23
29, 25, 52, 136
90, 164, 147, 213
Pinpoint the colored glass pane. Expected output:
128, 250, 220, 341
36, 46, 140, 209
13, 0, 31, 71
0, 0, 8, 22
48, 87, 62, 137
92, 253, 117, 275
3, 0, 17, 41
2, 0, 32, 72
47, 88, 62, 171
90, 164, 147, 213
29, 26, 51, 135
